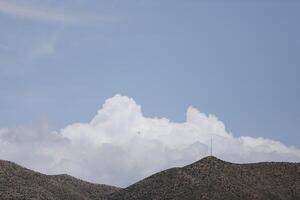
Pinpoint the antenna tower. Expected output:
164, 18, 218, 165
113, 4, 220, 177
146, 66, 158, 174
210, 136, 213, 156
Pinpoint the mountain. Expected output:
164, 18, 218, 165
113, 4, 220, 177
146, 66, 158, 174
1, 157, 299, 200
0, 160, 120, 200
108, 156, 300, 200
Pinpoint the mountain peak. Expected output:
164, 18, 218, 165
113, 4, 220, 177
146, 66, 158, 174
187, 156, 226, 167
109, 157, 300, 200
200, 155, 220, 162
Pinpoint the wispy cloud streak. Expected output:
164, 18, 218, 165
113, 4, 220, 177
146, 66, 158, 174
0, 43, 9, 50
0, 1, 75, 23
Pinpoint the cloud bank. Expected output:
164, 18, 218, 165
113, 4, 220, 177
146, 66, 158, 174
0, 94, 299, 187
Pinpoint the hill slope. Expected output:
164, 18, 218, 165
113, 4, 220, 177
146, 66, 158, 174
0, 160, 120, 200
108, 156, 300, 200
1, 157, 299, 200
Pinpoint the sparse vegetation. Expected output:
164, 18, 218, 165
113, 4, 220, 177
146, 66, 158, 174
108, 156, 300, 200
1, 156, 299, 200
0, 160, 120, 200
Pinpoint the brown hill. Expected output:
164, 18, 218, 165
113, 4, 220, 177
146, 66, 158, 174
108, 156, 300, 200
1, 157, 299, 200
0, 160, 120, 200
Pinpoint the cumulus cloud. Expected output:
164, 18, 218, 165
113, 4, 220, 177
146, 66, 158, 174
0, 94, 299, 187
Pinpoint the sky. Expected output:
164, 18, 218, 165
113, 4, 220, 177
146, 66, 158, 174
0, 0, 300, 187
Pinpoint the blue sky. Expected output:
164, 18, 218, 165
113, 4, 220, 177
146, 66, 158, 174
0, 0, 299, 149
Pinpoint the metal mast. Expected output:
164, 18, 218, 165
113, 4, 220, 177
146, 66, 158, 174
210, 136, 213, 156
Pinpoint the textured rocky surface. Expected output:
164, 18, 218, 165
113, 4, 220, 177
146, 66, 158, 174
1, 156, 299, 200
0, 160, 120, 200
108, 156, 300, 200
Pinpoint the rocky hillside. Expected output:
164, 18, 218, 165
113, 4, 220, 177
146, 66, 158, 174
108, 156, 300, 200
1, 156, 299, 200
0, 160, 120, 200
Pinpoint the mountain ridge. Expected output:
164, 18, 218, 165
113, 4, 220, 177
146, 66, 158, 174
1, 156, 299, 200
108, 156, 300, 200
0, 159, 120, 200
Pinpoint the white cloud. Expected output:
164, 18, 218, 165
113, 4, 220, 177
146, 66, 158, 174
0, 94, 299, 187
0, 0, 75, 23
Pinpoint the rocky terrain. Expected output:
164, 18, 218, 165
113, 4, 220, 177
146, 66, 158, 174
108, 156, 300, 200
0, 160, 120, 200
1, 156, 299, 200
